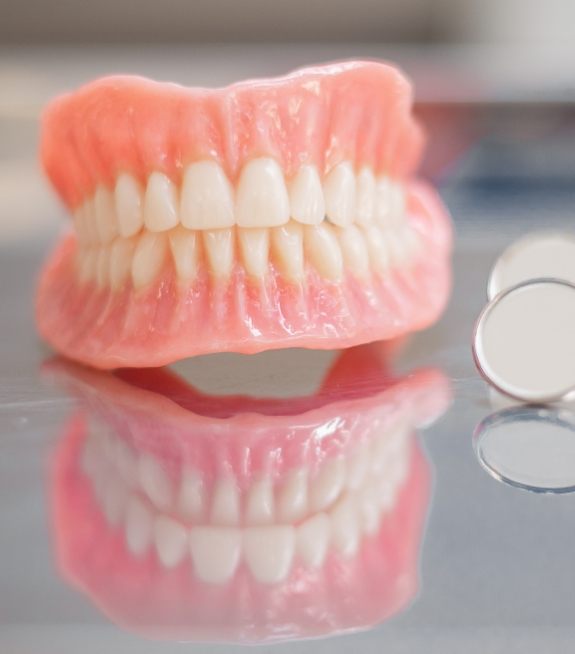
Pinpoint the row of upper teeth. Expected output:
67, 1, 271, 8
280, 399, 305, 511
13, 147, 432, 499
82, 422, 410, 583
75, 219, 420, 290
73, 159, 406, 243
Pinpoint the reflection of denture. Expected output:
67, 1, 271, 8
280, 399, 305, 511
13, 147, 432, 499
49, 345, 450, 643
37, 62, 452, 368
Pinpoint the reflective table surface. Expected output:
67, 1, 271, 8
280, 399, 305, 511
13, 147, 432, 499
2, 46, 575, 654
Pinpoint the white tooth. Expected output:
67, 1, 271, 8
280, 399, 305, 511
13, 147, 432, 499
84, 198, 100, 245
203, 228, 235, 278
125, 497, 152, 556
346, 443, 370, 490
181, 160, 234, 229
390, 183, 406, 222
277, 468, 308, 522
101, 475, 127, 527
109, 236, 137, 291
355, 167, 376, 225
271, 222, 304, 280
94, 185, 119, 244
169, 226, 200, 282
210, 476, 240, 526
374, 176, 394, 228
310, 457, 345, 512
77, 248, 97, 284
358, 483, 381, 535
137, 453, 173, 511
238, 228, 269, 278
363, 225, 391, 272
243, 526, 295, 584
74, 203, 89, 245
304, 223, 343, 281
178, 468, 204, 521
112, 438, 138, 487
387, 228, 408, 266
153, 515, 188, 568
323, 162, 356, 227
378, 477, 398, 513
95, 247, 110, 289
236, 158, 290, 228
189, 527, 241, 583
330, 495, 359, 557
131, 231, 167, 289
288, 165, 325, 225
144, 171, 179, 232
337, 224, 369, 276
245, 478, 274, 525
115, 173, 144, 237
296, 513, 330, 568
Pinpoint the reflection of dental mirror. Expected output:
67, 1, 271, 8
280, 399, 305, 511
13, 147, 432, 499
474, 406, 575, 493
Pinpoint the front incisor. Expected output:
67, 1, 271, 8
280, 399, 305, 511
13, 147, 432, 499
180, 160, 235, 230
236, 158, 290, 228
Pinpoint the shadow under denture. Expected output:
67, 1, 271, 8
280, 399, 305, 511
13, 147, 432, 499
47, 343, 451, 644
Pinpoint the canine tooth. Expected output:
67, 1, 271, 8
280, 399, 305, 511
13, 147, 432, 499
169, 226, 200, 281
154, 516, 188, 568
96, 247, 110, 289
131, 231, 167, 289
245, 478, 274, 525
355, 167, 376, 225
189, 527, 241, 583
296, 513, 330, 568
277, 468, 308, 522
243, 526, 295, 584
304, 224, 343, 281
310, 457, 345, 512
125, 497, 152, 556
363, 225, 391, 272
115, 173, 144, 237
323, 162, 356, 227
211, 477, 240, 526
330, 495, 359, 557
178, 468, 204, 521
181, 160, 234, 229
337, 224, 369, 276
271, 222, 304, 280
289, 165, 325, 225
137, 453, 173, 511
238, 228, 269, 278
346, 443, 369, 490
94, 185, 119, 244
144, 172, 179, 232
236, 158, 290, 228
203, 228, 235, 278
109, 237, 137, 291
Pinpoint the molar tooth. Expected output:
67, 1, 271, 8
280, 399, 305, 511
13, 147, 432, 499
238, 228, 269, 278
288, 165, 325, 225
203, 228, 235, 278
154, 516, 188, 568
271, 222, 304, 280
363, 224, 391, 272
304, 223, 343, 281
243, 526, 295, 584
137, 453, 173, 511
310, 457, 345, 512
236, 158, 290, 228
144, 171, 179, 232
181, 160, 235, 229
178, 468, 204, 521
355, 167, 376, 225
109, 237, 137, 291
95, 247, 110, 289
330, 495, 359, 557
125, 497, 152, 556
94, 185, 119, 244
169, 226, 200, 282
245, 478, 274, 525
296, 513, 330, 568
115, 173, 144, 237
337, 224, 369, 276
277, 468, 308, 522
189, 527, 241, 584
131, 231, 167, 289
210, 476, 240, 526
323, 161, 356, 227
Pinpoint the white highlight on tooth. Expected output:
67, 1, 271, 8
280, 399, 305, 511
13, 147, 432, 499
109, 237, 137, 290
330, 495, 359, 557
178, 468, 204, 521
144, 172, 179, 232
94, 185, 119, 244
131, 231, 167, 289
355, 167, 376, 225
125, 497, 152, 556
189, 527, 241, 583
137, 453, 173, 511
238, 228, 269, 278
271, 222, 304, 280
236, 158, 290, 228
323, 162, 356, 227
289, 165, 325, 225
203, 228, 234, 278
154, 515, 188, 568
245, 478, 274, 525
243, 526, 295, 584
296, 513, 330, 568
169, 226, 200, 282
310, 456, 345, 512
181, 160, 235, 229
210, 476, 240, 526
115, 173, 144, 237
304, 223, 344, 280
337, 224, 369, 276
277, 468, 308, 522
